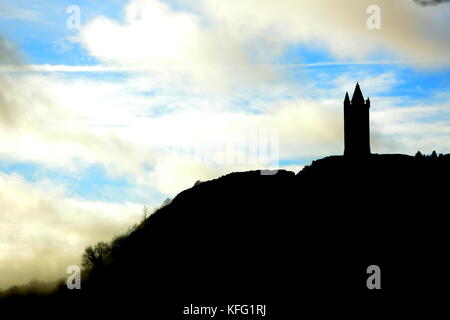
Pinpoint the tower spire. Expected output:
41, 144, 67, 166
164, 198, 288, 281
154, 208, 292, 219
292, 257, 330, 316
351, 82, 365, 104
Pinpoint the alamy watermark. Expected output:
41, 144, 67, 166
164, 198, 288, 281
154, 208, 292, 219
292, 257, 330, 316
66, 5, 81, 30
166, 129, 279, 175
367, 5, 381, 30
366, 265, 381, 290
66, 265, 81, 289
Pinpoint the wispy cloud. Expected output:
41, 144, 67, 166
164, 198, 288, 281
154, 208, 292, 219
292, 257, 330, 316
0, 4, 42, 22
3, 57, 450, 74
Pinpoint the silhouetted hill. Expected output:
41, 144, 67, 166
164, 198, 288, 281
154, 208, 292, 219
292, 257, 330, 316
1, 153, 449, 318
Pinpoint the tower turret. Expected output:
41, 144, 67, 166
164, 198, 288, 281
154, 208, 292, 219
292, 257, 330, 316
344, 91, 350, 104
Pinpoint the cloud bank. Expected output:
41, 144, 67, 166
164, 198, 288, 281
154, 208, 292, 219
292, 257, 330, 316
0, 171, 142, 289
80, 0, 450, 79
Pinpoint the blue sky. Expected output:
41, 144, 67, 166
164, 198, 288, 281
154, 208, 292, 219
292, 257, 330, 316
0, 0, 449, 288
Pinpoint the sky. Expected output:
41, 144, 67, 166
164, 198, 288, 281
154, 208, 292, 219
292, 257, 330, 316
0, 0, 449, 289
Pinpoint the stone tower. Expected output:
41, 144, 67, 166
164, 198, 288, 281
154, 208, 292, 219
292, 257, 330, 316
344, 83, 371, 157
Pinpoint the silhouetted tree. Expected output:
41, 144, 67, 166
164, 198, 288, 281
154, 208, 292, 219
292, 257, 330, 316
161, 197, 172, 207
194, 180, 202, 186
415, 151, 423, 158
142, 205, 151, 221
431, 150, 438, 158
81, 242, 111, 269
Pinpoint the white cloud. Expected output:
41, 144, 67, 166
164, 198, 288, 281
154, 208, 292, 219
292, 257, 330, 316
79, 0, 276, 89
79, 0, 450, 85
371, 101, 450, 153
0, 71, 161, 179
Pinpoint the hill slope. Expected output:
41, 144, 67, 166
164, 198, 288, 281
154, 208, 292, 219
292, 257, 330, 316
1, 153, 449, 317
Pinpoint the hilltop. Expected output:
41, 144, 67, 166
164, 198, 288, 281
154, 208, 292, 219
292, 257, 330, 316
1, 153, 449, 317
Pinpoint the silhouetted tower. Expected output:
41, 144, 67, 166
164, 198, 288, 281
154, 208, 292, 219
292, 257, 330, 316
344, 83, 371, 157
